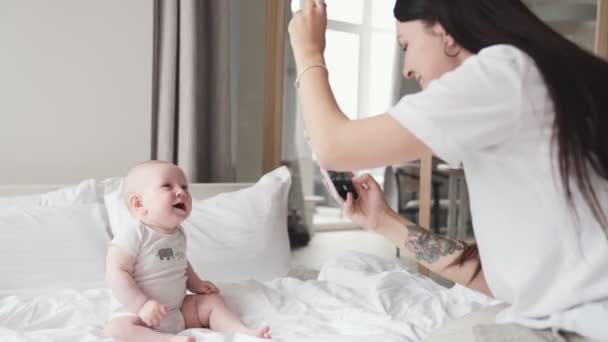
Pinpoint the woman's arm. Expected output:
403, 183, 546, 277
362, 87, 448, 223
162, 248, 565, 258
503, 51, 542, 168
379, 210, 493, 297
289, 1, 430, 171
343, 173, 493, 297
296, 60, 431, 171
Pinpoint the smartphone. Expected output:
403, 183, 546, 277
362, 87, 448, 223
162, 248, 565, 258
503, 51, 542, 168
320, 169, 359, 202
303, 130, 359, 202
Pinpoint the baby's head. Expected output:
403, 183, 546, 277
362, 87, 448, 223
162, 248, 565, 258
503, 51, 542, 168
123, 160, 192, 231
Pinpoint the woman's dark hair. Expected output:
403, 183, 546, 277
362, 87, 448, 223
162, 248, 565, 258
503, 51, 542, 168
394, 0, 608, 282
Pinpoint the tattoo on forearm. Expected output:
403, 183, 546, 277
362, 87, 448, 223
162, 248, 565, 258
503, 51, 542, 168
404, 224, 464, 264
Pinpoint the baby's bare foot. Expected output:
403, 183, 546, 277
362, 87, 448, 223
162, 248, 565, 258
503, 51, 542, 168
254, 325, 271, 339
170, 336, 195, 342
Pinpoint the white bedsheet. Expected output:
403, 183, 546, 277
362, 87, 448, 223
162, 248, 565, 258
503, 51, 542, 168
0, 252, 497, 342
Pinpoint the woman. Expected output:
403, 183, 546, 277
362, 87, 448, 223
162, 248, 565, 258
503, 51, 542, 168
288, 0, 608, 341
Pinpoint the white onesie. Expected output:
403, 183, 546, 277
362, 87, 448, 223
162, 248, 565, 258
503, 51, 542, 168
108, 223, 188, 334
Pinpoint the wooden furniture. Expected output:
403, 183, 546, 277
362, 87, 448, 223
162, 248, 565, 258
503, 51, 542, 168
597, 0, 608, 58
263, 0, 286, 173
437, 163, 471, 241
416, 154, 433, 275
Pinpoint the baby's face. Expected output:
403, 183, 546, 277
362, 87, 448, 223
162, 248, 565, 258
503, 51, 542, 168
138, 164, 192, 231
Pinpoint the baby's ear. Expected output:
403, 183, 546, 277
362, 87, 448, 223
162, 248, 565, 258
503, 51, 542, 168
128, 193, 145, 215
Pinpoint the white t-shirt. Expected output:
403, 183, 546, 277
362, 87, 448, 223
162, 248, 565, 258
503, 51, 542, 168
109, 223, 188, 313
389, 44, 608, 340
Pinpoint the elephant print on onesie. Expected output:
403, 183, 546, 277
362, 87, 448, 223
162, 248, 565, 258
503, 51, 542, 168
156, 248, 175, 261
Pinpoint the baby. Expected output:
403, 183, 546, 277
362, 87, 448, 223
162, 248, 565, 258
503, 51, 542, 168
102, 160, 271, 342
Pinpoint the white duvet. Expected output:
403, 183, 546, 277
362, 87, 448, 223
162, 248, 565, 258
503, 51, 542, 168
0, 252, 496, 342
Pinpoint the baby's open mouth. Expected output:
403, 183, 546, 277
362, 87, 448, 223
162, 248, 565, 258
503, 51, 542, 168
173, 203, 186, 211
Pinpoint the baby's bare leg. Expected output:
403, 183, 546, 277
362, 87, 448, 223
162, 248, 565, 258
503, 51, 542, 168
181, 293, 271, 339
102, 315, 195, 342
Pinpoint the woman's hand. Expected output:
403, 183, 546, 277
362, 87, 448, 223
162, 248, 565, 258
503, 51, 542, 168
343, 173, 394, 233
288, 0, 328, 67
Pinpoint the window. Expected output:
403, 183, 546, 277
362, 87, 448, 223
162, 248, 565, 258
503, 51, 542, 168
289, 0, 400, 227
291, 0, 398, 118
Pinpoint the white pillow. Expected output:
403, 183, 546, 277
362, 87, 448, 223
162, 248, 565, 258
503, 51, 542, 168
103, 167, 292, 282
0, 204, 109, 294
0, 179, 100, 209
184, 166, 292, 282
102, 176, 139, 238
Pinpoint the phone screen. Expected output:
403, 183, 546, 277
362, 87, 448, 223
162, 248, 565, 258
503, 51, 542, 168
303, 130, 359, 201
326, 171, 359, 201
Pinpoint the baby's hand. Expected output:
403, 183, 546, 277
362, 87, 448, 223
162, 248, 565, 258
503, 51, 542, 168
138, 300, 168, 328
197, 280, 220, 294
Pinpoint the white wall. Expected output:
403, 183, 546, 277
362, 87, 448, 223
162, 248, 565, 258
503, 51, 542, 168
0, 0, 153, 184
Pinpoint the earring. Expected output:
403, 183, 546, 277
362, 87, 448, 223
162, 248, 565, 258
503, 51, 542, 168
443, 42, 461, 58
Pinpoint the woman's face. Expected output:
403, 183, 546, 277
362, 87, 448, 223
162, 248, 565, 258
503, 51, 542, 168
396, 20, 470, 89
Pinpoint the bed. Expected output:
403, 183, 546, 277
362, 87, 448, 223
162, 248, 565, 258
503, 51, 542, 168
0, 167, 496, 342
